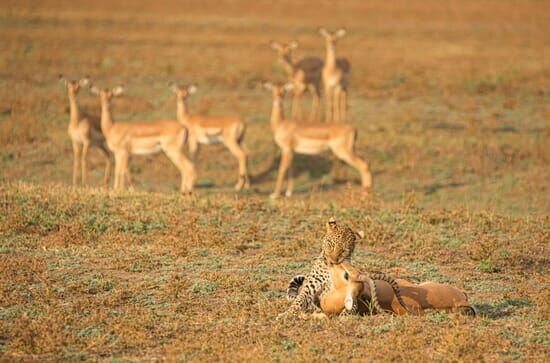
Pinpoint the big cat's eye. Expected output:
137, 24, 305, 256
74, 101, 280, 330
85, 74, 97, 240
344, 272, 349, 281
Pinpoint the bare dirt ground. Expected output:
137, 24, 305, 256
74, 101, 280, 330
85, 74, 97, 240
1, 0, 549, 361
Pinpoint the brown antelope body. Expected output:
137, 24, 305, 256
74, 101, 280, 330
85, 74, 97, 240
263, 82, 372, 199
270, 41, 323, 121
170, 83, 249, 191
59, 75, 111, 186
90, 85, 195, 193
322, 261, 476, 316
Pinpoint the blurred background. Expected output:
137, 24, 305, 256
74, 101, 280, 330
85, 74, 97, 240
1, 0, 548, 214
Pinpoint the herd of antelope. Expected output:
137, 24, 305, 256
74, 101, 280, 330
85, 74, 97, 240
60, 28, 372, 198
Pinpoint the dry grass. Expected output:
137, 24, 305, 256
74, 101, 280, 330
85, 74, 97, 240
1, 0, 549, 361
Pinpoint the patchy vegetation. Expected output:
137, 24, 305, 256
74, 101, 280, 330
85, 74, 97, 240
1, 183, 548, 361
0, 0, 549, 361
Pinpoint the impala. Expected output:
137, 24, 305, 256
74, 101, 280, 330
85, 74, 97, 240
322, 261, 476, 316
270, 40, 323, 121
59, 75, 111, 186
319, 28, 351, 122
263, 82, 372, 199
169, 83, 249, 191
90, 84, 195, 193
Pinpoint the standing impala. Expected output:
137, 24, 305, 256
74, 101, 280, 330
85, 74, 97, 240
270, 41, 323, 121
59, 75, 111, 186
90, 84, 195, 193
263, 82, 372, 199
169, 83, 249, 191
319, 28, 351, 122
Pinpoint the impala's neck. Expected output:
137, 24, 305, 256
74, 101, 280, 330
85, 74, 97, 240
176, 97, 191, 125
280, 53, 295, 76
324, 40, 337, 70
270, 98, 284, 131
67, 92, 80, 128
100, 99, 113, 136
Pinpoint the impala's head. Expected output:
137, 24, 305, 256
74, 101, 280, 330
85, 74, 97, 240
319, 27, 347, 45
59, 75, 90, 96
169, 82, 197, 101
270, 40, 299, 59
328, 261, 367, 311
89, 84, 124, 103
262, 81, 295, 102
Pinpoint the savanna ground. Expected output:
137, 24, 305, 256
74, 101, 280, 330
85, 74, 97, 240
0, 0, 549, 361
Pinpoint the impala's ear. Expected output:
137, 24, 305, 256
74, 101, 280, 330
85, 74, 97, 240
319, 27, 329, 37
58, 74, 68, 86
270, 41, 281, 50
335, 28, 347, 38
168, 82, 178, 93
283, 83, 295, 92
289, 40, 299, 50
187, 84, 198, 94
262, 82, 273, 90
111, 85, 124, 96
89, 85, 100, 95
79, 76, 90, 87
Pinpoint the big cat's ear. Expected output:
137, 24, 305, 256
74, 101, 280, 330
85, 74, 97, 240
357, 230, 365, 239
58, 74, 68, 86
319, 27, 329, 37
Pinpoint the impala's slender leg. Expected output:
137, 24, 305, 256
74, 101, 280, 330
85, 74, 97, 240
184, 161, 197, 193
333, 87, 342, 123
122, 156, 132, 190
224, 139, 248, 191
113, 152, 121, 190
81, 140, 90, 185
330, 138, 372, 189
324, 85, 333, 122
114, 151, 129, 190
309, 84, 321, 121
164, 145, 194, 194
291, 85, 305, 120
340, 88, 348, 123
188, 136, 199, 164
285, 161, 294, 197
271, 148, 293, 199
72, 141, 81, 186
99, 143, 111, 187
242, 150, 250, 189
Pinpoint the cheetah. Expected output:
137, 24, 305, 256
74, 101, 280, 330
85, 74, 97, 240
281, 218, 413, 318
